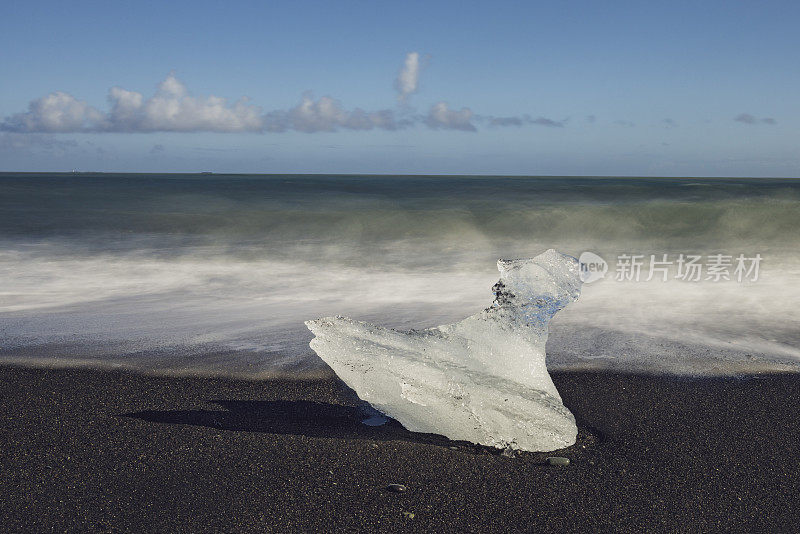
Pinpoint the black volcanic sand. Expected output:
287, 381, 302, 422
1, 365, 799, 533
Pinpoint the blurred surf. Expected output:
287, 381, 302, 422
1, 173, 798, 376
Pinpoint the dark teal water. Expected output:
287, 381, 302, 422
3, 174, 799, 247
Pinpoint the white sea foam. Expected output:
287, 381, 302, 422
1, 241, 799, 376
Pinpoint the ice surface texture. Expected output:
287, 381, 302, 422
305, 249, 582, 452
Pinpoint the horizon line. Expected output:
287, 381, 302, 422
1, 171, 799, 180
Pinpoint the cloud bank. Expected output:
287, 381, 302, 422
3, 92, 105, 133
263, 93, 399, 133
2, 73, 265, 134
1, 54, 565, 135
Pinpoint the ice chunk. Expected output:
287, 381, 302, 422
305, 249, 582, 452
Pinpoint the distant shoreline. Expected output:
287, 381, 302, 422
2, 171, 799, 179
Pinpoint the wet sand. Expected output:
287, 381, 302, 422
1, 364, 799, 532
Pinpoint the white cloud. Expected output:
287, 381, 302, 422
2, 73, 264, 133
2, 92, 104, 133
265, 93, 399, 133
1, 58, 572, 136
106, 73, 264, 132
395, 52, 420, 103
2, 74, 401, 134
425, 102, 476, 131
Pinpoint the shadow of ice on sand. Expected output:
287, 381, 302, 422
124, 399, 461, 446
123, 395, 601, 459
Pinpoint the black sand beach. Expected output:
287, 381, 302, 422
1, 364, 799, 532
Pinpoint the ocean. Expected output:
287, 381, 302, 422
1, 173, 799, 376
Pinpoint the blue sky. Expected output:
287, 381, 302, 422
1, 0, 798, 176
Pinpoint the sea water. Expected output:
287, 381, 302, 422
1, 173, 799, 376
